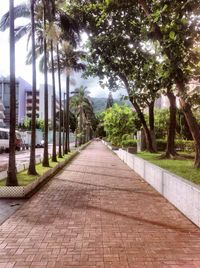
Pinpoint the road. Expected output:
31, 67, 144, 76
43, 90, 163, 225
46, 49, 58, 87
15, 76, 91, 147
0, 143, 75, 172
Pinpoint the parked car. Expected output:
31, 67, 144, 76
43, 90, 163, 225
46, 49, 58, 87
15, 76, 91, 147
35, 140, 44, 148
0, 128, 24, 152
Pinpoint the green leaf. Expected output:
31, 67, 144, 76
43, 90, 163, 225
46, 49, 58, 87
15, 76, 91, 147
169, 31, 175, 40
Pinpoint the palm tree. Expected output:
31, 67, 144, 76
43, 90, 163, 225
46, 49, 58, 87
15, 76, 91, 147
56, 44, 63, 158
42, 4, 49, 167
28, 0, 38, 175
50, 40, 57, 162
1, 0, 82, 161
70, 86, 92, 146
0, 1, 50, 169
56, 43, 85, 152
7, 0, 18, 186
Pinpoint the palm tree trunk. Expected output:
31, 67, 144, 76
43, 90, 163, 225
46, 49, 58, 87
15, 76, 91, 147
42, 7, 49, 167
63, 94, 65, 154
7, 0, 18, 186
28, 0, 38, 175
79, 106, 83, 146
75, 128, 78, 147
51, 40, 57, 162
57, 44, 62, 158
65, 74, 70, 153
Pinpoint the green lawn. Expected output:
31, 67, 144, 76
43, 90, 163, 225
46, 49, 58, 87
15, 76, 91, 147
0, 151, 76, 187
137, 151, 200, 185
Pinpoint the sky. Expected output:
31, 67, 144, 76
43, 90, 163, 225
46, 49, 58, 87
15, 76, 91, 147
0, 0, 124, 98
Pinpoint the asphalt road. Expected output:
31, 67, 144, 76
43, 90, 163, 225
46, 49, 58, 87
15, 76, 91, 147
0, 143, 75, 172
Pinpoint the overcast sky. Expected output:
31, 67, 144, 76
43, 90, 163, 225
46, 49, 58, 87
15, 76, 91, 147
0, 0, 126, 98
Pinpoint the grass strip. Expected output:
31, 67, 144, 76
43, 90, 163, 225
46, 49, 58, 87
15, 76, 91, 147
137, 152, 200, 185
0, 151, 76, 187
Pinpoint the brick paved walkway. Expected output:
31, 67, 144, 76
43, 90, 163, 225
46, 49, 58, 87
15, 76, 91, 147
0, 142, 200, 268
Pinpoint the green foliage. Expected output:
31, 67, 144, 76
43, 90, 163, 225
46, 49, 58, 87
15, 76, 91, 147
175, 139, 195, 152
154, 109, 170, 139
156, 139, 167, 151
20, 117, 45, 131
121, 139, 137, 148
121, 134, 132, 141
156, 139, 195, 152
102, 104, 137, 146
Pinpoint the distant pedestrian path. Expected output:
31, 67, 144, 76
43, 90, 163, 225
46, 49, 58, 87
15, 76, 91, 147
0, 141, 200, 268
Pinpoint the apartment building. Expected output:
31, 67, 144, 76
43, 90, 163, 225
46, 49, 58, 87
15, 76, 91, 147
0, 76, 19, 126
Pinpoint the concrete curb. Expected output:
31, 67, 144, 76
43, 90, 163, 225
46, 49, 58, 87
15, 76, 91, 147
0, 141, 91, 199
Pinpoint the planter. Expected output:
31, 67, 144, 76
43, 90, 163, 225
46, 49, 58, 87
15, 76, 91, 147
0, 151, 80, 198
127, 146, 137, 154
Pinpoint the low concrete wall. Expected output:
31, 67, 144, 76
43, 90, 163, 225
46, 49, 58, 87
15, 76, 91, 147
106, 143, 200, 228
0, 141, 92, 198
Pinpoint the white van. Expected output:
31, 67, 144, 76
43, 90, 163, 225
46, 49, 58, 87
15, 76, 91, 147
0, 128, 22, 153
0, 128, 9, 152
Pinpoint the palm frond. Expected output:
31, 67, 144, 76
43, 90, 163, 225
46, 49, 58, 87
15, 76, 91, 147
0, 4, 30, 31
15, 24, 31, 42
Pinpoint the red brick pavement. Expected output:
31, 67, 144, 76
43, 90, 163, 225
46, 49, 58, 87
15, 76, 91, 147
0, 141, 200, 268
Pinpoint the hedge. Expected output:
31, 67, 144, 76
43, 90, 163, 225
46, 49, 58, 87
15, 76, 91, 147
156, 139, 195, 152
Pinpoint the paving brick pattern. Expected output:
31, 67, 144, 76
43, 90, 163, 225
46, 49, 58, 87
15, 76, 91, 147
0, 141, 200, 268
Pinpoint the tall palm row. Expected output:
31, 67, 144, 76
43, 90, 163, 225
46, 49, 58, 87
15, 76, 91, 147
54, 43, 86, 152
6, 0, 18, 185
28, 0, 37, 174
70, 86, 95, 146
26, 2, 82, 158
0, 0, 83, 176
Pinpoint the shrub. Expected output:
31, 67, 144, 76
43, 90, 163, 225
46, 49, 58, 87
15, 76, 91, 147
156, 139, 167, 151
122, 134, 132, 141
175, 140, 195, 152
121, 139, 137, 148
156, 139, 195, 152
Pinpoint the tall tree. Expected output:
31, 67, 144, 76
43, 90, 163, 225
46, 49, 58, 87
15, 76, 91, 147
50, 40, 57, 162
106, 91, 114, 109
7, 0, 18, 186
28, 0, 38, 175
42, 3, 49, 167
57, 44, 63, 158
55, 43, 85, 152
65, 74, 70, 153
70, 86, 92, 146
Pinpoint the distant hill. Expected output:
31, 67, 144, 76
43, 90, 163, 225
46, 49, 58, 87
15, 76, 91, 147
91, 97, 131, 114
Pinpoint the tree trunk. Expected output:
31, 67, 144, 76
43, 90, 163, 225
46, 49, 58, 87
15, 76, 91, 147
138, 0, 200, 167
79, 106, 83, 146
177, 82, 200, 167
132, 100, 155, 152
149, 101, 154, 132
165, 91, 177, 157
119, 73, 155, 153
148, 100, 157, 152
65, 74, 70, 154
42, 8, 49, 167
57, 44, 62, 158
75, 129, 78, 147
7, 0, 18, 186
28, 0, 37, 175
51, 40, 57, 162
